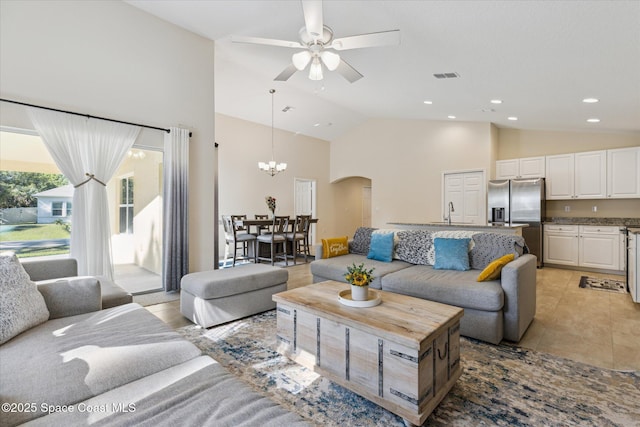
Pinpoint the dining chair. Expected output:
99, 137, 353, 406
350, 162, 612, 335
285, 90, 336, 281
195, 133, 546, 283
286, 215, 312, 264
222, 215, 257, 267
256, 216, 289, 266
254, 214, 270, 235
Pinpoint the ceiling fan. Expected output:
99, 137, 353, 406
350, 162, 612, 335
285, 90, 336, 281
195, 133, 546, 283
231, 0, 400, 83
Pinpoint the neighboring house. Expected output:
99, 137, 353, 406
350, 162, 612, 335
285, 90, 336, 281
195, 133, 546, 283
34, 184, 73, 224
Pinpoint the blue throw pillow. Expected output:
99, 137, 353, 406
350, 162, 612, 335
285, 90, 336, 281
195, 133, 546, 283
367, 232, 394, 262
433, 238, 471, 271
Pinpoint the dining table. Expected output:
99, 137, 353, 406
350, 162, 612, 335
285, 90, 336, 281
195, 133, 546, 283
234, 217, 319, 259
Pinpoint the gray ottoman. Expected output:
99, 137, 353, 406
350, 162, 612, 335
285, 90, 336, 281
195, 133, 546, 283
180, 264, 288, 328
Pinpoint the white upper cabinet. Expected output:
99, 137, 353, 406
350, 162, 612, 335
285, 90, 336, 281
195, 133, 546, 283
496, 156, 545, 179
607, 147, 640, 198
546, 151, 606, 199
545, 154, 575, 199
574, 150, 606, 199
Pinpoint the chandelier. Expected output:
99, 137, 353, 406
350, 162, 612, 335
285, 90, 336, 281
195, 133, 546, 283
258, 89, 287, 176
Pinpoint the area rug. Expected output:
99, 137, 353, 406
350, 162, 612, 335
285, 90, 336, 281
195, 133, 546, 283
176, 311, 639, 427
579, 276, 626, 294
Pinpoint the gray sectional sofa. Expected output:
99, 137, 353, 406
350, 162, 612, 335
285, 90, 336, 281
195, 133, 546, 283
0, 254, 308, 427
310, 228, 537, 344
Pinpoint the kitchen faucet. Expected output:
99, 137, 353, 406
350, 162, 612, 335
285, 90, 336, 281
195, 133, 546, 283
447, 201, 455, 225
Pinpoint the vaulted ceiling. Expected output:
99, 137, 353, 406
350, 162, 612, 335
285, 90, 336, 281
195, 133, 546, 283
127, 0, 640, 141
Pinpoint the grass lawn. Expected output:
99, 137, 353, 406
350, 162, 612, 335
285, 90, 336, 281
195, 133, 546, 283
0, 223, 70, 241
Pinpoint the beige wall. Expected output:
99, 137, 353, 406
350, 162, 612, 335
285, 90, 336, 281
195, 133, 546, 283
498, 128, 640, 158
215, 113, 332, 258
331, 119, 495, 228
0, 0, 216, 272
331, 177, 372, 238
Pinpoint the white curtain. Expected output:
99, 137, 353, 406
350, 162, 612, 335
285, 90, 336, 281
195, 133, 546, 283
27, 108, 141, 280
163, 127, 189, 291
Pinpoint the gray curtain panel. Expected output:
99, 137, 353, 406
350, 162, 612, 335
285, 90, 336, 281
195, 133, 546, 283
163, 127, 190, 291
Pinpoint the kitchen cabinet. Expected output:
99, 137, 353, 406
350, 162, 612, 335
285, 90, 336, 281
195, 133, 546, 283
544, 224, 623, 271
544, 225, 578, 266
607, 147, 640, 198
578, 226, 620, 270
545, 151, 606, 199
495, 156, 545, 179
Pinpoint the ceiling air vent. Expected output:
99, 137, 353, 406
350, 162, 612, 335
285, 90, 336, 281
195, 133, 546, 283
433, 72, 460, 79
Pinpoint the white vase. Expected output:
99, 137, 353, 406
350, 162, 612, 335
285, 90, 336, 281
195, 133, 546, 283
351, 284, 369, 301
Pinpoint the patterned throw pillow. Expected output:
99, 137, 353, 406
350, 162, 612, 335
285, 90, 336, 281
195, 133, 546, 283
321, 236, 349, 258
349, 227, 377, 255
469, 233, 526, 270
395, 230, 433, 265
0, 252, 50, 344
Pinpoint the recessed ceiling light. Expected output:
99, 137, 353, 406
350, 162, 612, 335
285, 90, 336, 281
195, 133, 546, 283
447, 115, 456, 119
490, 99, 502, 104
507, 116, 518, 121
423, 100, 433, 105
313, 123, 320, 127
587, 118, 600, 123
583, 98, 599, 103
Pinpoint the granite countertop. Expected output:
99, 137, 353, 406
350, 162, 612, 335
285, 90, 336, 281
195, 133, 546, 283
389, 222, 529, 229
544, 217, 640, 227
627, 227, 640, 235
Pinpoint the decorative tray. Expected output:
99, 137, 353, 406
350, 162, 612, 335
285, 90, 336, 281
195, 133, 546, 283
338, 289, 382, 308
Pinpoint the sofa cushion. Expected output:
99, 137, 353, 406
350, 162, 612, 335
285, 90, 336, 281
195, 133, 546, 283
0, 303, 201, 425
28, 356, 310, 427
348, 227, 377, 255
181, 264, 288, 300
381, 265, 504, 312
477, 254, 515, 282
0, 252, 49, 344
395, 230, 433, 265
310, 254, 411, 290
469, 232, 526, 270
36, 277, 102, 319
367, 232, 395, 262
321, 236, 349, 258
433, 238, 471, 271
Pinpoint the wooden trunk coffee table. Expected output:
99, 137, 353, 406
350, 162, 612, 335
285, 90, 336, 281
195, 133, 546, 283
272, 281, 464, 426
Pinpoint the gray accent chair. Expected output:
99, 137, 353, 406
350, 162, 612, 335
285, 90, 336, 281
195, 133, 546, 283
20, 258, 132, 309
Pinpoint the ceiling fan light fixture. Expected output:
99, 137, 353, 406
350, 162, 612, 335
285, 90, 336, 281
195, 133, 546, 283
292, 50, 312, 70
309, 58, 323, 80
320, 50, 340, 71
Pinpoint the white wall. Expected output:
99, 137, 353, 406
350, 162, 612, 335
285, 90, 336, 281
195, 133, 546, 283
331, 119, 496, 227
0, 0, 216, 272
215, 113, 332, 258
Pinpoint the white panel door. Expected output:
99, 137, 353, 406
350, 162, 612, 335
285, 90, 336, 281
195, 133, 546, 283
294, 178, 316, 244
444, 171, 485, 224
574, 150, 606, 199
463, 172, 484, 224
362, 186, 372, 228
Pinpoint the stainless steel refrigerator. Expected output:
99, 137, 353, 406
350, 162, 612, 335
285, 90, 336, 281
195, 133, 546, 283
488, 178, 545, 267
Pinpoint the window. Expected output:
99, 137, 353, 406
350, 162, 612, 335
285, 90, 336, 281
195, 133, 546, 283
119, 176, 134, 234
52, 201, 63, 216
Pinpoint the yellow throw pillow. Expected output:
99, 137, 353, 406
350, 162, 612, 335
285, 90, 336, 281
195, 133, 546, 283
322, 236, 349, 259
476, 254, 515, 282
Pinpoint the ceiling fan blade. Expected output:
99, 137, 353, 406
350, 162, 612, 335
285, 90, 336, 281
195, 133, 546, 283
331, 30, 400, 51
301, 0, 323, 41
336, 59, 363, 83
231, 35, 303, 49
274, 64, 299, 81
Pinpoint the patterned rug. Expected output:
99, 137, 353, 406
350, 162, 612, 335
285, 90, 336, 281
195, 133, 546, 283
579, 276, 627, 294
176, 311, 639, 427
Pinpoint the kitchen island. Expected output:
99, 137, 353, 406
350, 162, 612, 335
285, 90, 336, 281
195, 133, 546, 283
389, 222, 528, 236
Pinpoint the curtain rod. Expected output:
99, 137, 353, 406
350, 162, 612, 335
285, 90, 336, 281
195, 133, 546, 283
0, 98, 192, 137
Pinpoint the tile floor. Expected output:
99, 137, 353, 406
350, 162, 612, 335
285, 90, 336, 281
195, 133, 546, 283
146, 263, 640, 371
